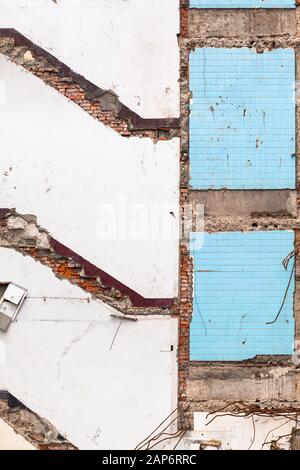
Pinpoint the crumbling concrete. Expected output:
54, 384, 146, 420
291, 429, 300, 450
187, 364, 298, 402
0, 29, 179, 140
0, 391, 76, 450
190, 190, 298, 218
0, 209, 175, 316
203, 215, 299, 232
188, 9, 297, 40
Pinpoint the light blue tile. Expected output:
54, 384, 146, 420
189, 48, 296, 189
190, 0, 295, 8
190, 231, 295, 361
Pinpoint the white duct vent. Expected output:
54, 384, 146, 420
0, 283, 27, 331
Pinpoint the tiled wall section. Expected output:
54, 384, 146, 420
190, 0, 295, 8
189, 48, 296, 189
190, 231, 295, 361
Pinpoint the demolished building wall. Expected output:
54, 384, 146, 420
0, 0, 180, 118
178, 0, 300, 450
1, 0, 300, 452
0, 0, 180, 450
0, 248, 178, 450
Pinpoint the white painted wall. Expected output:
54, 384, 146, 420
0, 418, 35, 450
182, 412, 296, 450
0, 56, 180, 298
0, 248, 178, 450
0, 0, 179, 118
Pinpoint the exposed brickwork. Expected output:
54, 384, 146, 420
0, 210, 175, 314
0, 29, 180, 140
25, 245, 129, 303
178, 1, 193, 421
0, 391, 77, 450
178, 239, 193, 402
180, 0, 189, 39
177, 188, 194, 427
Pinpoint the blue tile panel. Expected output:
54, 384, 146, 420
190, 0, 295, 8
190, 231, 295, 361
190, 48, 296, 189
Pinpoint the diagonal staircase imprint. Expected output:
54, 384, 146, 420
0, 209, 175, 314
0, 391, 77, 450
0, 29, 179, 139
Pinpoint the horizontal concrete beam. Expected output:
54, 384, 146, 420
190, 190, 298, 218
188, 9, 296, 39
187, 365, 300, 402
